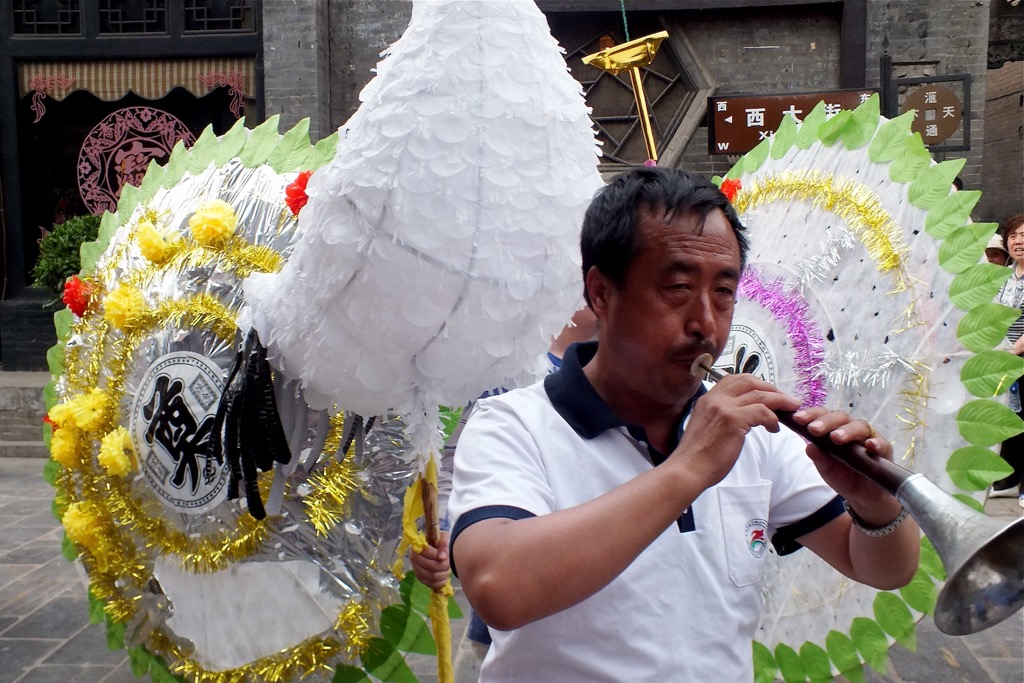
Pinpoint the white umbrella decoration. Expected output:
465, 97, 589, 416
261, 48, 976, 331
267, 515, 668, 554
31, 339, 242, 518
711, 95, 1023, 681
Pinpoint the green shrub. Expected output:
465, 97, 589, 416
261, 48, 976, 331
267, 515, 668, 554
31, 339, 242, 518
32, 214, 100, 295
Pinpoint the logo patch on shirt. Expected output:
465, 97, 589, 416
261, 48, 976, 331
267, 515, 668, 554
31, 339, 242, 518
745, 518, 769, 558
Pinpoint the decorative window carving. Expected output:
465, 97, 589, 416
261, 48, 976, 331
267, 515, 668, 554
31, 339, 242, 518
98, 0, 167, 34
13, 0, 82, 35
184, 0, 255, 32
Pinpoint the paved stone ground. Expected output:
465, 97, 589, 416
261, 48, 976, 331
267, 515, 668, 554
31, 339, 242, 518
1, 457, 1020, 682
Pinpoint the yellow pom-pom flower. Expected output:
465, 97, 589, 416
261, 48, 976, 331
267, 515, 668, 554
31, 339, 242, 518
50, 427, 80, 468
136, 219, 174, 263
103, 285, 146, 329
189, 199, 237, 246
98, 426, 135, 476
47, 402, 75, 429
62, 502, 100, 549
67, 388, 109, 433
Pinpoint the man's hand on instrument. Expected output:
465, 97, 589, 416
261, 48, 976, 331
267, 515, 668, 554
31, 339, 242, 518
792, 408, 901, 520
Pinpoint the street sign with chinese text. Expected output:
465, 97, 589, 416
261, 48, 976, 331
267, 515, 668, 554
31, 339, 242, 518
707, 89, 878, 155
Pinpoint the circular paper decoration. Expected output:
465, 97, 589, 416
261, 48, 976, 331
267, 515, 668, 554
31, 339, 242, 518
78, 106, 195, 215
45, 119, 436, 682
714, 96, 1023, 681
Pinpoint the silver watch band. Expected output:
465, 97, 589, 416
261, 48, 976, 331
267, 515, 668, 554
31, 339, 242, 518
844, 500, 909, 538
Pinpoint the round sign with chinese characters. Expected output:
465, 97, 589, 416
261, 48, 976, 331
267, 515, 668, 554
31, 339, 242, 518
130, 351, 228, 513
712, 318, 778, 385
901, 84, 962, 145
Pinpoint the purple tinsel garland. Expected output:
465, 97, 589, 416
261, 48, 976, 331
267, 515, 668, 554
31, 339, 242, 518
738, 267, 827, 406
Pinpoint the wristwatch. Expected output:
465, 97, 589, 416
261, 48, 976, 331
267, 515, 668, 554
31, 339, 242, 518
843, 500, 909, 538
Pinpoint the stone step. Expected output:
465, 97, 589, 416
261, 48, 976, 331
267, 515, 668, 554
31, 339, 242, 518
0, 371, 51, 458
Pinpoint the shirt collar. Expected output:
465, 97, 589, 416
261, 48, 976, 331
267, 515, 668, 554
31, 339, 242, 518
543, 341, 707, 446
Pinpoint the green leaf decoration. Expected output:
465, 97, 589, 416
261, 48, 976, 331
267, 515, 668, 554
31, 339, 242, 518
105, 618, 126, 650
953, 493, 985, 512
162, 140, 191, 188
380, 605, 436, 656
79, 239, 103, 275
825, 630, 864, 683
867, 111, 914, 163
43, 459, 60, 487
774, 643, 806, 683
117, 184, 139, 216
239, 115, 282, 167
128, 646, 154, 677
770, 115, 798, 159
725, 155, 744, 180
87, 589, 105, 624
711, 175, 724, 187
54, 308, 73, 342
949, 263, 1012, 311
49, 496, 62, 520
269, 118, 312, 172
849, 617, 888, 673
924, 190, 982, 239
43, 381, 57, 411
818, 110, 852, 147
440, 405, 463, 442
957, 398, 1024, 446
187, 125, 219, 174
939, 222, 999, 274
137, 161, 165, 203
947, 446, 1014, 490
799, 641, 833, 682
962, 349, 1023, 397
360, 638, 418, 683
918, 536, 946, 581
149, 659, 187, 683
841, 94, 880, 150
899, 569, 937, 614
873, 592, 916, 651
957, 303, 1022, 352
215, 117, 249, 166
888, 134, 931, 183
908, 158, 965, 210
305, 131, 340, 170
795, 100, 827, 149
752, 641, 778, 683
744, 137, 771, 174
46, 343, 65, 377
332, 665, 372, 683
97, 210, 120, 247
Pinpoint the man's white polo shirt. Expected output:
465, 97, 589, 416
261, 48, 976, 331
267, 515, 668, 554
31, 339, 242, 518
449, 342, 843, 683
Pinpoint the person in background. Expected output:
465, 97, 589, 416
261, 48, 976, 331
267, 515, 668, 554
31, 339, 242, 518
446, 167, 919, 682
990, 215, 1024, 506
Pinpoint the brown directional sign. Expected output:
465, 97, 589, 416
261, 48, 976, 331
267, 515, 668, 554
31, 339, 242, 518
707, 89, 879, 155
900, 84, 963, 145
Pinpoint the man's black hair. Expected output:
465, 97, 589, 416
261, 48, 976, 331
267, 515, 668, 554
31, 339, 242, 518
580, 166, 748, 307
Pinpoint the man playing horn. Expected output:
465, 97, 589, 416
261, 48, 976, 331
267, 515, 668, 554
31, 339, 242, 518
448, 167, 919, 682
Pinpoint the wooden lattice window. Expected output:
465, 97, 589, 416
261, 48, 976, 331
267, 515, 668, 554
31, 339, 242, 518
13, 0, 82, 35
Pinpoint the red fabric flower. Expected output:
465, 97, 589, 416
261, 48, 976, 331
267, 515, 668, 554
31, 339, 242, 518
720, 178, 742, 203
43, 414, 57, 429
285, 170, 313, 215
62, 275, 92, 317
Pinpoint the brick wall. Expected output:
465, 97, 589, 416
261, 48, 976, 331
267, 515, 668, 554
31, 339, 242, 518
981, 60, 1024, 225
327, 0, 412, 129
262, 0, 332, 142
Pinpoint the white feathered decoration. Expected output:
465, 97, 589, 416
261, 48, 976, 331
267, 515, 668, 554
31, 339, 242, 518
244, 0, 602, 448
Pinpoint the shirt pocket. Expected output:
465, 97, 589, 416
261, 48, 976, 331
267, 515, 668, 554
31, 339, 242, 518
717, 482, 772, 587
